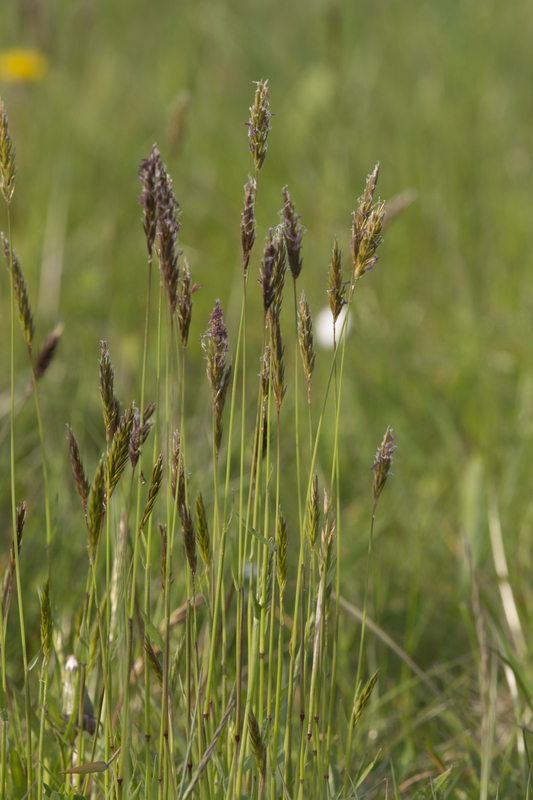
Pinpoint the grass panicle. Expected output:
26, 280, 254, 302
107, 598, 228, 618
66, 425, 90, 505
305, 471, 320, 552
99, 341, 119, 437
39, 577, 52, 663
104, 404, 134, 497
201, 299, 232, 454
177, 258, 194, 347
138, 144, 159, 258
2, 234, 35, 346
195, 491, 211, 569
88, 455, 105, 549
246, 79, 271, 174
0, 98, 16, 206
155, 149, 180, 317
241, 175, 257, 274
372, 426, 396, 501
140, 454, 163, 530
352, 669, 379, 728
350, 163, 386, 283
32, 323, 63, 382
281, 185, 304, 280
298, 290, 316, 387
327, 236, 345, 326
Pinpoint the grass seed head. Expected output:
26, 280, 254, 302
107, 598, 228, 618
39, 577, 52, 663
246, 79, 271, 174
171, 429, 186, 506
247, 709, 266, 786
260, 229, 276, 314
179, 503, 197, 576
241, 175, 256, 274
372, 426, 396, 501
270, 224, 286, 318
195, 491, 211, 569
105, 404, 135, 498
351, 164, 386, 283
305, 472, 320, 551
327, 236, 346, 324
140, 454, 163, 530
99, 342, 119, 436
144, 635, 163, 688
88, 455, 105, 550
2, 234, 35, 346
353, 669, 379, 727
200, 300, 232, 454
129, 407, 141, 469
160, 524, 168, 597
138, 144, 159, 258
281, 186, 304, 280
33, 322, 63, 383
0, 99, 16, 206
177, 258, 194, 347
67, 425, 90, 504
276, 507, 288, 601
155, 151, 180, 317
270, 312, 286, 411
298, 290, 316, 386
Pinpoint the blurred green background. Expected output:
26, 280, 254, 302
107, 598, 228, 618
1, 0, 533, 767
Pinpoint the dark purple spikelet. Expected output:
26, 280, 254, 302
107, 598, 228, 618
200, 301, 232, 454
246, 79, 272, 174
177, 258, 193, 347
372, 426, 396, 501
154, 152, 180, 317
241, 176, 256, 275
138, 144, 159, 258
270, 225, 286, 318
260, 229, 276, 314
129, 407, 141, 469
67, 425, 90, 504
281, 186, 304, 280
33, 323, 63, 383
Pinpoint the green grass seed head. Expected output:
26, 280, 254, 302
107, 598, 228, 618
0, 98, 16, 206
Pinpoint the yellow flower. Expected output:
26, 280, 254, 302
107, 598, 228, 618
0, 48, 49, 84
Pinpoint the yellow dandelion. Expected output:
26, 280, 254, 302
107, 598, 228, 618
0, 48, 49, 84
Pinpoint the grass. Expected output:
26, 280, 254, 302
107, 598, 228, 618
2, 0, 533, 796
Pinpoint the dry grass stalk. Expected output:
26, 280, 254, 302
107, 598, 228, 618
2, 234, 35, 346
246, 79, 271, 174
241, 176, 256, 274
0, 98, 16, 206
281, 186, 304, 280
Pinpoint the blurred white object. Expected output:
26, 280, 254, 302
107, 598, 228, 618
315, 305, 352, 350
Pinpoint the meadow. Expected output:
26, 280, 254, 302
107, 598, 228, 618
2, 0, 533, 797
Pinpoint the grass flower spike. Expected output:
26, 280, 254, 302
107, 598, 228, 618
0, 98, 16, 206
372, 426, 396, 501
201, 300, 232, 454
246, 79, 271, 174
282, 186, 304, 280
351, 163, 386, 283
2, 235, 35, 346
241, 175, 256, 275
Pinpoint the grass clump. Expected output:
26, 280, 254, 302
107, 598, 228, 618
3, 74, 523, 800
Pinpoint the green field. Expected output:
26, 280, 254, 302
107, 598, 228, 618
2, 0, 533, 797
